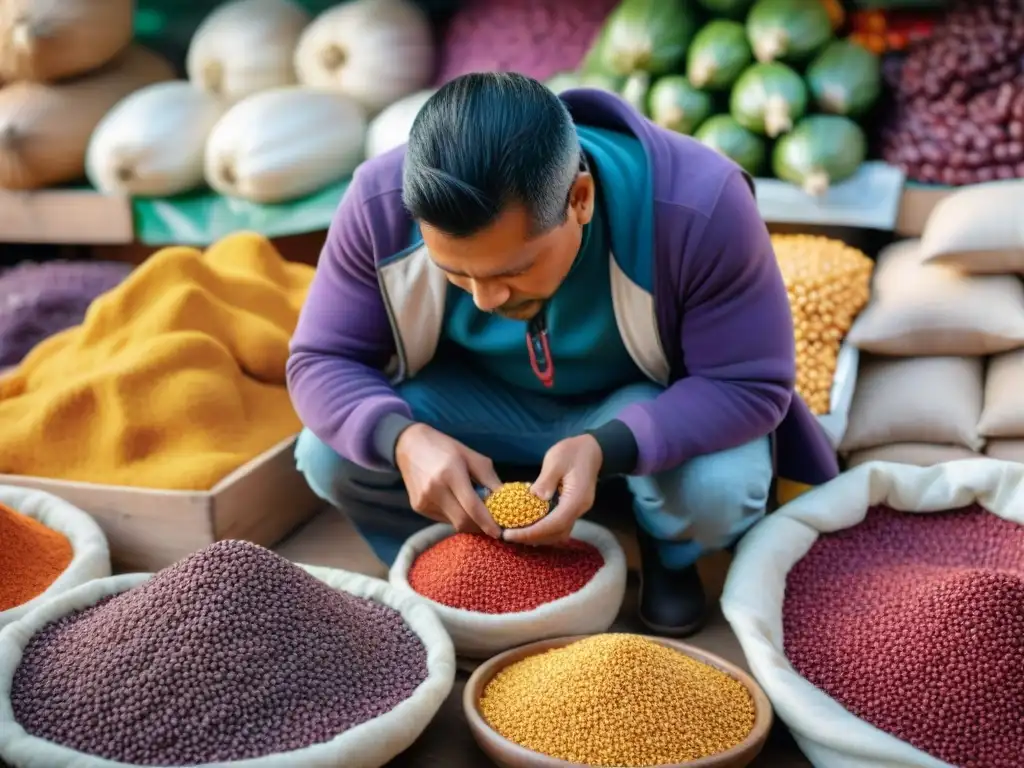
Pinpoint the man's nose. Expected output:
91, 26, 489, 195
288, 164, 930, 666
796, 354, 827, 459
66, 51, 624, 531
471, 280, 510, 312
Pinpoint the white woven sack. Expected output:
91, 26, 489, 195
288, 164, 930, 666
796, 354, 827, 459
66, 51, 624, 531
0, 485, 111, 630
721, 458, 1024, 768
0, 564, 456, 768
389, 519, 628, 658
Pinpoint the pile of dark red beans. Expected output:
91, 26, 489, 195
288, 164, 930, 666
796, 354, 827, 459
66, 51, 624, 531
10, 540, 428, 765
784, 504, 1024, 768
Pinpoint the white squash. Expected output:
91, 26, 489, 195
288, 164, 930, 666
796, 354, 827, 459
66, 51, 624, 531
204, 86, 367, 204
0, 45, 175, 190
294, 0, 435, 115
0, 0, 134, 82
86, 82, 227, 198
365, 88, 434, 158
186, 0, 311, 104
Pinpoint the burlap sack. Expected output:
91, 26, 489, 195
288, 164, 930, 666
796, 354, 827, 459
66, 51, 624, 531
0, 486, 110, 630
847, 239, 1024, 356
986, 440, 1024, 463
389, 519, 628, 658
846, 443, 982, 468
0, 566, 455, 768
918, 181, 1024, 274
722, 459, 1024, 768
977, 349, 1024, 438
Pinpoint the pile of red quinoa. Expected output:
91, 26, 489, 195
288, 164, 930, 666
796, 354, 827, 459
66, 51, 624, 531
407, 533, 604, 613
783, 505, 1024, 767
11, 540, 428, 765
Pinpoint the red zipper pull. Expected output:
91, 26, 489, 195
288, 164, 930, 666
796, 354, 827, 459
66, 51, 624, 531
526, 311, 555, 389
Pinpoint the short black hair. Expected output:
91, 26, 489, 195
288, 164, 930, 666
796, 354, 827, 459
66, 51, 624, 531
402, 72, 581, 238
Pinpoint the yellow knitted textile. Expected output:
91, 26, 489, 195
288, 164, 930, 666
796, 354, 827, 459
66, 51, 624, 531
0, 233, 314, 490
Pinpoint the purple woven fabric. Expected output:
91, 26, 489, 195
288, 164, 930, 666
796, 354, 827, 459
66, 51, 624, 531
0, 260, 133, 368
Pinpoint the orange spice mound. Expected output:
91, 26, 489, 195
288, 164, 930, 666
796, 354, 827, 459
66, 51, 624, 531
0, 501, 73, 611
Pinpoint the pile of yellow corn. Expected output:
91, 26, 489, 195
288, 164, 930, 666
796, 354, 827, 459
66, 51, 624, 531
771, 234, 874, 416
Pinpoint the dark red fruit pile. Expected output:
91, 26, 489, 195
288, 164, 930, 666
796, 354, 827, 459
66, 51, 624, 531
784, 505, 1024, 767
408, 533, 604, 613
11, 540, 428, 765
433, 0, 619, 85
881, 0, 1024, 185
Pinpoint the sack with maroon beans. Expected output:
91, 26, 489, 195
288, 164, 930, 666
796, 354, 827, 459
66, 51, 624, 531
389, 520, 628, 657
722, 459, 1024, 768
0, 543, 456, 768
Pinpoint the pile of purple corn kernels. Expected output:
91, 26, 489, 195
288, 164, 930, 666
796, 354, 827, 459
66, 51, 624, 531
784, 505, 1024, 768
11, 540, 428, 765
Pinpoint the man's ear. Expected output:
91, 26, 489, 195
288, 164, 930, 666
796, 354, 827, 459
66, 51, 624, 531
570, 172, 595, 226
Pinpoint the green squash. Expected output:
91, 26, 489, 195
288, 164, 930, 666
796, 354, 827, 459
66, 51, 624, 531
648, 76, 714, 135
746, 0, 833, 64
730, 62, 808, 138
620, 72, 653, 116
581, 73, 626, 92
694, 115, 767, 176
694, 0, 756, 18
772, 115, 867, 196
598, 0, 699, 76
545, 72, 582, 94
686, 21, 752, 91
806, 39, 882, 117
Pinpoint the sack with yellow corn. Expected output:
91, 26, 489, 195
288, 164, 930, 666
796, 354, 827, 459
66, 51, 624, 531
771, 234, 874, 447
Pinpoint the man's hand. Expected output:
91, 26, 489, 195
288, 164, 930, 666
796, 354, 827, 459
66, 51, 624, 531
395, 423, 503, 538
504, 435, 603, 546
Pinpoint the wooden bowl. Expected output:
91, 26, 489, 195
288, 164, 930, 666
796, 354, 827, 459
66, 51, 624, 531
463, 634, 773, 768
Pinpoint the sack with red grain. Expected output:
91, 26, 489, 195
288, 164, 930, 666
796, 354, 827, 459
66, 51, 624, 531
723, 458, 1024, 768
389, 520, 627, 657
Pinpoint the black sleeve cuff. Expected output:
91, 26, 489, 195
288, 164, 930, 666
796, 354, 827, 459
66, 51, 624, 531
585, 419, 639, 478
372, 412, 416, 467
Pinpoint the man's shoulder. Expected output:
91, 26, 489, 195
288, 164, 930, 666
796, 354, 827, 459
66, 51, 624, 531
647, 127, 754, 225
349, 145, 407, 207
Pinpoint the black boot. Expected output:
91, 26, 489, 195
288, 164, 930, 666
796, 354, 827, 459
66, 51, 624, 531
636, 525, 708, 637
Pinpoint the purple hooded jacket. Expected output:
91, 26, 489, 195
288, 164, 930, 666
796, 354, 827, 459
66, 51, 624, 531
287, 89, 840, 487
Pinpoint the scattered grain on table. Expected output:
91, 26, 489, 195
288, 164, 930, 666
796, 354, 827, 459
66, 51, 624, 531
11, 540, 428, 765
408, 533, 603, 613
784, 505, 1024, 767
771, 234, 874, 415
485, 481, 550, 528
0, 501, 73, 612
480, 633, 755, 766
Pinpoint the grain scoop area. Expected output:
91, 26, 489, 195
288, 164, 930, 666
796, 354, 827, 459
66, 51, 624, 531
3, 0, 1024, 767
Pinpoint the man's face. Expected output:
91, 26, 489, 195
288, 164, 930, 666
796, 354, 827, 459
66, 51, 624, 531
420, 173, 595, 321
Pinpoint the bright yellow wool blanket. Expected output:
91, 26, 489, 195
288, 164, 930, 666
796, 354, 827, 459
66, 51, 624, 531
0, 233, 314, 490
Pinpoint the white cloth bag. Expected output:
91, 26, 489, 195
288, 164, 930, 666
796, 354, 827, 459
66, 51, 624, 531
721, 458, 1024, 768
0, 565, 456, 768
0, 485, 111, 630
389, 519, 628, 657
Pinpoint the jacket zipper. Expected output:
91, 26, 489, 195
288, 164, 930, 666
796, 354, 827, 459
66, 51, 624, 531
526, 309, 555, 389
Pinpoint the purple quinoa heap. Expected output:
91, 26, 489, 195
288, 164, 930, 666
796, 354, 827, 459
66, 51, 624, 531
11, 539, 428, 765
783, 505, 1024, 768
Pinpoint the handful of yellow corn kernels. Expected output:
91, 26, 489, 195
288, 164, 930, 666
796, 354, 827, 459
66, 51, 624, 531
770, 234, 874, 416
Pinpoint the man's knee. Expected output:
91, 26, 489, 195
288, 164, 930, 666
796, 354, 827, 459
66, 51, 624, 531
674, 437, 772, 546
294, 428, 401, 507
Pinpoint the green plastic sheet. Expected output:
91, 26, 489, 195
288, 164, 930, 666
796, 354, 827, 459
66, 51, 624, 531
132, 180, 350, 246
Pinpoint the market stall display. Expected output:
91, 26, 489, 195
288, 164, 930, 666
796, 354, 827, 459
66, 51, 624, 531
433, 0, 620, 85
186, 0, 311, 103
0, 486, 110, 629
0, 233, 313, 490
0, 45, 175, 190
0, 0, 135, 82
566, 0, 880, 194
465, 634, 773, 768
293, 0, 435, 116
86, 81, 227, 197
722, 459, 1024, 768
390, 520, 627, 657
0, 540, 455, 768
0, 260, 133, 368
204, 86, 367, 204
881, 0, 1024, 186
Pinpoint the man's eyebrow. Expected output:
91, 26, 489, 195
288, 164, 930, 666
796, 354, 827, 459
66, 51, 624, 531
434, 256, 536, 279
